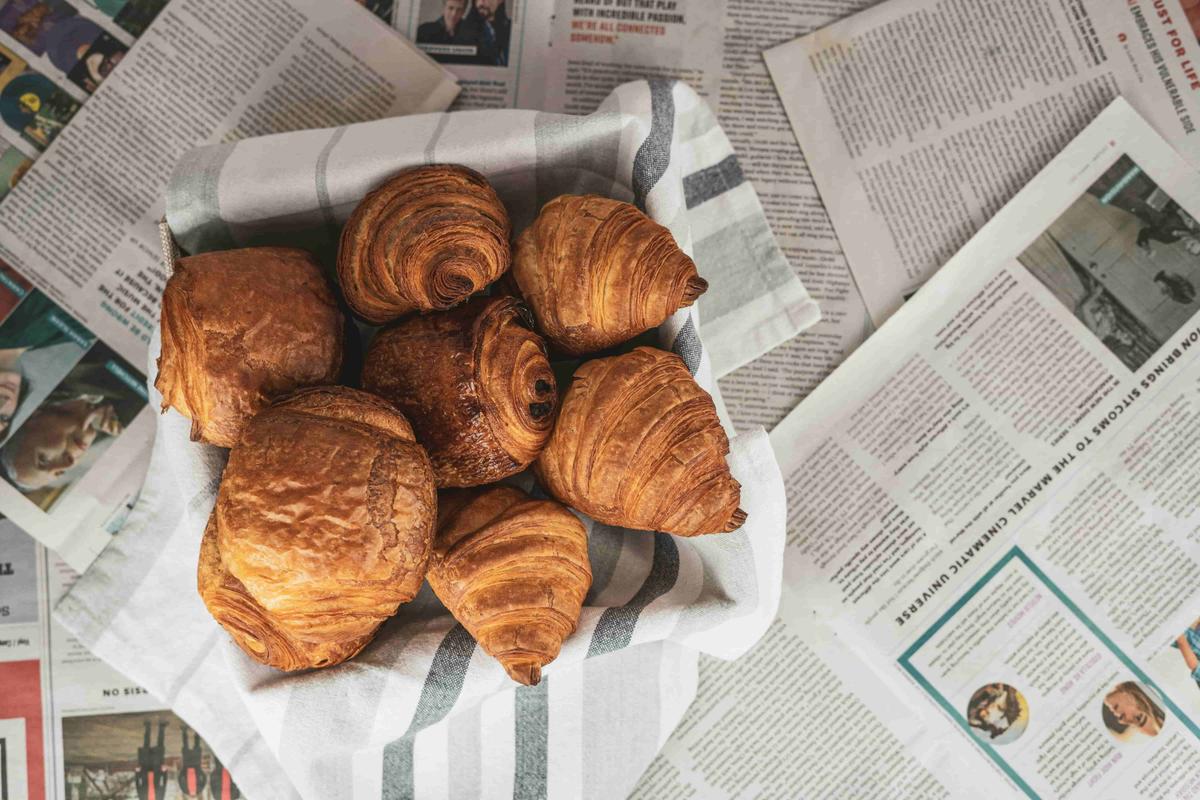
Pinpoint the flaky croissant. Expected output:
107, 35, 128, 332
511, 195, 707, 356
536, 346, 745, 536
428, 486, 590, 685
361, 296, 557, 488
156, 247, 344, 448
337, 165, 510, 324
198, 386, 436, 671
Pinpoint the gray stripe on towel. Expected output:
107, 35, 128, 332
382, 624, 476, 800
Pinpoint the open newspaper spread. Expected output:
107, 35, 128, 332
765, 0, 1200, 325
646, 98, 1200, 798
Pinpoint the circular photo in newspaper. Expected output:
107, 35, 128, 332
1102, 681, 1166, 742
967, 683, 1029, 745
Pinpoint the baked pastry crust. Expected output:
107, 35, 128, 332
337, 164, 510, 324
362, 296, 557, 487
429, 486, 590, 685
156, 246, 343, 448
535, 346, 745, 536
511, 195, 707, 356
199, 386, 436, 670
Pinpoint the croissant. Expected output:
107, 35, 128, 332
428, 486, 590, 685
156, 246, 344, 448
361, 295, 557, 487
536, 346, 745, 535
337, 165, 510, 324
511, 194, 707, 356
198, 386, 436, 670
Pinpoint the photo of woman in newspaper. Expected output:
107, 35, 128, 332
0, 340, 145, 512
0, 288, 94, 444
1019, 156, 1200, 372
1102, 681, 1166, 741
966, 683, 1029, 745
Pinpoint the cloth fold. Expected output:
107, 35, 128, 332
55, 80, 800, 800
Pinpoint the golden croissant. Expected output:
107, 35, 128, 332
361, 295, 557, 487
511, 194, 707, 356
198, 386, 436, 670
536, 346, 745, 536
337, 165, 510, 324
156, 246, 344, 448
428, 486, 590, 685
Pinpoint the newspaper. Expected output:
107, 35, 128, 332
1, 521, 237, 800
0, 1, 857, 797
0, 0, 457, 572
764, 0, 1200, 325
654, 98, 1200, 798
384, 0, 721, 111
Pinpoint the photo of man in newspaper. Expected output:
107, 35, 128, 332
966, 683, 1029, 745
415, 0, 512, 66
0, 340, 145, 511
1102, 681, 1166, 741
1019, 156, 1200, 372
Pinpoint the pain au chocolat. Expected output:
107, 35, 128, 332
535, 346, 745, 536
198, 387, 436, 671
511, 194, 707, 356
429, 486, 590, 686
337, 165, 510, 324
156, 246, 344, 448
361, 295, 557, 488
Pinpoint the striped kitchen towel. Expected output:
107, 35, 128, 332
54, 80, 800, 800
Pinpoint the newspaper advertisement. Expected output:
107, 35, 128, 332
731, 98, 1200, 798
0, 0, 457, 571
764, 0, 1200, 325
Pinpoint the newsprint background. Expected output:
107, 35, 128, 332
9, 0, 1200, 798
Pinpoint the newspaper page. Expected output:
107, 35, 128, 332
711, 0, 876, 432
764, 0, 1200, 325
382, 0, 722, 111
0, 0, 400, 204
1, 528, 237, 800
632, 584, 987, 798
0, 0, 458, 571
758, 98, 1200, 798
0, 0, 155, 208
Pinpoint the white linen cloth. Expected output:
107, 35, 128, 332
55, 79, 808, 800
